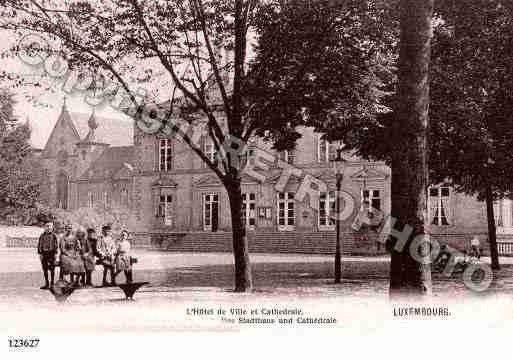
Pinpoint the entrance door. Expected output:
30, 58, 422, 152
242, 193, 256, 230
56, 172, 68, 209
158, 195, 173, 226
203, 193, 219, 232
277, 192, 295, 231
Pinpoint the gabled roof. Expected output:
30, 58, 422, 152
42, 102, 81, 155
113, 163, 135, 180
152, 177, 178, 188
350, 166, 388, 182
43, 103, 134, 157
315, 170, 335, 183
79, 146, 135, 180
266, 171, 302, 184
193, 174, 222, 187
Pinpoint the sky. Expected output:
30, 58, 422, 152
0, 15, 251, 150
0, 31, 129, 149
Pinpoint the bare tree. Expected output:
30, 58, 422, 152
2, 0, 261, 291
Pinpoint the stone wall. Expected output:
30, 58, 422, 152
130, 231, 513, 256
5, 228, 513, 257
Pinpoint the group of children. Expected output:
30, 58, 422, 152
36, 222, 133, 289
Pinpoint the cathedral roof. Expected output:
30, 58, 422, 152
79, 146, 135, 180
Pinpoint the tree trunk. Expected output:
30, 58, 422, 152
226, 176, 253, 292
389, 0, 434, 297
485, 184, 500, 270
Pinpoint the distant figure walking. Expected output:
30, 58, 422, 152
470, 235, 481, 259
114, 230, 133, 284
37, 222, 58, 289
97, 225, 116, 286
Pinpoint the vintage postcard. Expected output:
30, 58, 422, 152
1, 0, 513, 357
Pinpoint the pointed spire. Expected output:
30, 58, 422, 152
88, 107, 98, 130
60, 96, 71, 118
60, 96, 70, 117
57, 95, 80, 140
84, 108, 98, 142
58, 96, 73, 127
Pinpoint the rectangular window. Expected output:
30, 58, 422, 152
362, 189, 381, 211
103, 191, 109, 207
159, 138, 172, 171
279, 150, 295, 165
242, 193, 257, 229
204, 138, 217, 164
494, 199, 513, 228
319, 191, 336, 229
203, 193, 219, 231
318, 137, 328, 163
429, 186, 450, 226
277, 192, 295, 230
318, 137, 341, 163
88, 191, 93, 208
241, 146, 255, 167
158, 195, 173, 226
120, 188, 129, 207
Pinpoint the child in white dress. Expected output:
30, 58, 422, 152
114, 230, 133, 284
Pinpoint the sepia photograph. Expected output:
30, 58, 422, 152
1, 0, 513, 356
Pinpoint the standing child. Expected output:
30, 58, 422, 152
59, 224, 85, 287
85, 228, 99, 286
76, 227, 95, 287
114, 230, 133, 284
37, 222, 58, 289
97, 225, 116, 286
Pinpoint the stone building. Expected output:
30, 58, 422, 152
39, 101, 511, 255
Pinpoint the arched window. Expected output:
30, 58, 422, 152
57, 149, 68, 166
56, 172, 69, 209
120, 188, 129, 207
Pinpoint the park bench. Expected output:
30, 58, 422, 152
49, 280, 149, 302
46, 256, 149, 302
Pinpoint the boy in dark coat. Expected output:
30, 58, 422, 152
37, 222, 58, 289
83, 228, 99, 286
77, 227, 96, 287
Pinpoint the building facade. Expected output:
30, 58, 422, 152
39, 101, 510, 255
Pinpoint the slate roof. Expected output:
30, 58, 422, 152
79, 146, 135, 180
